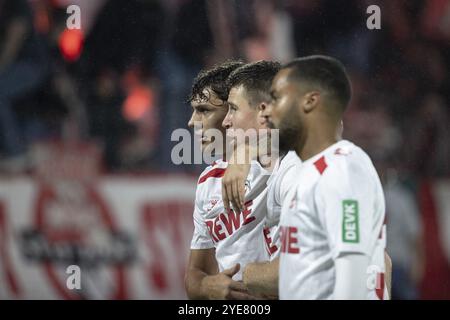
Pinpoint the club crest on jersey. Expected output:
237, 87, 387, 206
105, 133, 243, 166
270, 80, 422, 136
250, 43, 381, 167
206, 199, 219, 212
244, 179, 251, 191
334, 147, 351, 156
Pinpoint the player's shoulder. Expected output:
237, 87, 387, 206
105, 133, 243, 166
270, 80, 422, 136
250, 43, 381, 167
316, 140, 377, 186
271, 151, 299, 184
247, 160, 271, 194
269, 151, 299, 181
197, 159, 228, 185
250, 159, 272, 177
327, 140, 372, 166
282, 151, 301, 168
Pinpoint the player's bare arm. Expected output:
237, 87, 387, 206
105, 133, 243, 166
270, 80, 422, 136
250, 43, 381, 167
385, 251, 392, 298
222, 142, 254, 213
185, 248, 218, 299
242, 257, 279, 299
185, 249, 256, 300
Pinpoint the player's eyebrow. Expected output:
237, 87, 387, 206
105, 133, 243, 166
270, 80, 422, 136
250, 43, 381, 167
193, 103, 211, 110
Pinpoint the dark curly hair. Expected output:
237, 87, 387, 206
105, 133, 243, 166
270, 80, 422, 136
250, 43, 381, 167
188, 60, 244, 105
226, 60, 281, 107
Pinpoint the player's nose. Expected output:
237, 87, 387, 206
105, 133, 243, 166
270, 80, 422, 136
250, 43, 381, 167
222, 112, 232, 129
262, 101, 272, 117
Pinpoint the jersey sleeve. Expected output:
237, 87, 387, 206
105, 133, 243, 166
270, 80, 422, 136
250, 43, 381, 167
315, 155, 376, 259
190, 188, 215, 250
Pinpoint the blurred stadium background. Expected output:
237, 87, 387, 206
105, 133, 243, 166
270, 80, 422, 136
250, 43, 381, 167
0, 0, 449, 299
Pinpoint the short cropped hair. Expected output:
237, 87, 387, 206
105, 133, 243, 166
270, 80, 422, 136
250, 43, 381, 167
283, 55, 352, 110
226, 60, 281, 107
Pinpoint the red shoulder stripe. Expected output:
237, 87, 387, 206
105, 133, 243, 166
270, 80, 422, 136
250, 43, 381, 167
313, 156, 328, 175
198, 168, 226, 184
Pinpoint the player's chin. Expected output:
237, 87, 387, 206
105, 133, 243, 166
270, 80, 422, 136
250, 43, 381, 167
269, 117, 279, 130
257, 119, 269, 129
266, 121, 275, 130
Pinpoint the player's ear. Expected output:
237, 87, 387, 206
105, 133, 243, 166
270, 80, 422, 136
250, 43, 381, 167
303, 91, 320, 113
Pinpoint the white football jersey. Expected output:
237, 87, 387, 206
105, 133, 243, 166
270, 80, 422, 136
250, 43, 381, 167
190, 159, 277, 280
279, 140, 387, 300
265, 151, 301, 260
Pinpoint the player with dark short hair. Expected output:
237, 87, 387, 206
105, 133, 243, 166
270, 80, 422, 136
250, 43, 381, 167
222, 55, 392, 299
269, 55, 388, 299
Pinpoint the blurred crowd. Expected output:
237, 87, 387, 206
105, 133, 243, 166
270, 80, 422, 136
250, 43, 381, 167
1, 0, 449, 299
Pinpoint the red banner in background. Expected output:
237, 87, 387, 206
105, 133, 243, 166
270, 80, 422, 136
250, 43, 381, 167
419, 180, 450, 299
0, 175, 196, 300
